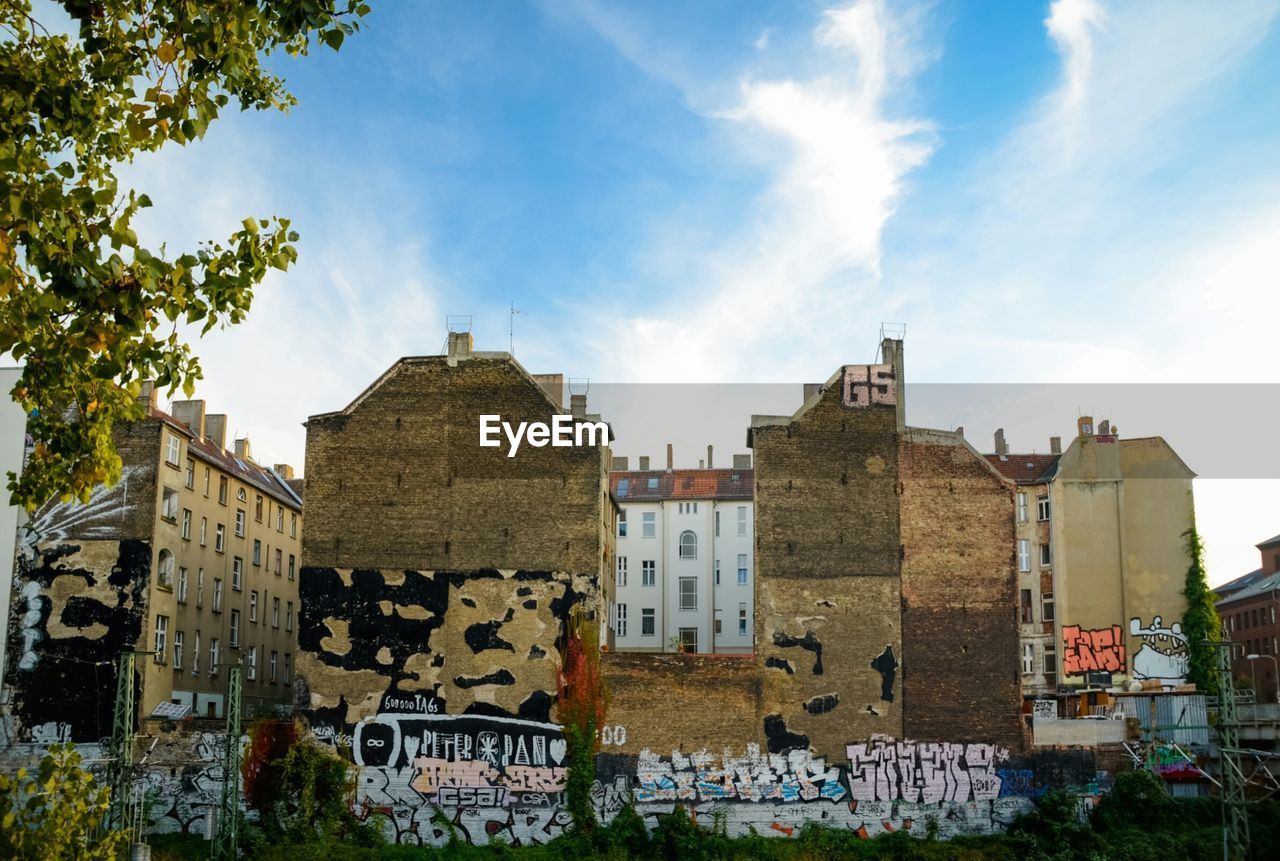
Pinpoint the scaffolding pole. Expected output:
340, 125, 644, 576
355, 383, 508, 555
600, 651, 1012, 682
106, 650, 136, 833
1212, 642, 1250, 861
211, 662, 242, 860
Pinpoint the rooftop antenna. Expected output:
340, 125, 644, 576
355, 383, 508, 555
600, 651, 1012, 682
509, 301, 524, 356
568, 377, 590, 397
443, 315, 472, 353
875, 322, 907, 362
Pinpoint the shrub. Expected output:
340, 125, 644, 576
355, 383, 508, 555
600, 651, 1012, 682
0, 744, 127, 861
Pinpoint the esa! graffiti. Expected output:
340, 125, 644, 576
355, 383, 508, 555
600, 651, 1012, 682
1061, 625, 1126, 676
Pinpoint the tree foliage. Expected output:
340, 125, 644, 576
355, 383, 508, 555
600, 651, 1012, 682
0, 743, 127, 861
556, 605, 608, 832
0, 0, 369, 510
1182, 526, 1222, 694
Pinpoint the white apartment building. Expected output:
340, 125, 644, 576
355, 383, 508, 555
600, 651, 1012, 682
608, 455, 754, 654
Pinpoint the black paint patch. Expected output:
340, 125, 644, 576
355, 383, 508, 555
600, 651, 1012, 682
517, 690, 553, 723
528, 645, 547, 660
763, 714, 809, 754
503, 607, 515, 622
464, 621, 515, 654
513, 569, 556, 582
804, 694, 839, 715
765, 657, 795, 674
460, 597, 477, 608
522, 599, 537, 610
431, 654, 446, 667
454, 669, 516, 688
870, 645, 898, 702
516, 587, 534, 597
773, 630, 824, 674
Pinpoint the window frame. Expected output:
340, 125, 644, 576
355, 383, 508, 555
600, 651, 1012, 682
678, 530, 698, 560
678, 576, 697, 611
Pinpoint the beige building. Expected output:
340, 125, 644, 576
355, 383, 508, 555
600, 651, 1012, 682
989, 417, 1195, 706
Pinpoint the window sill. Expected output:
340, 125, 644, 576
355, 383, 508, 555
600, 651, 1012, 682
156, 584, 173, 592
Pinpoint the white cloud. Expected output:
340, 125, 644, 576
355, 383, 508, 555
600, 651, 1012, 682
1044, 0, 1105, 106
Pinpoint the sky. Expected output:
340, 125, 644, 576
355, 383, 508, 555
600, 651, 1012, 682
46, 1, 1280, 584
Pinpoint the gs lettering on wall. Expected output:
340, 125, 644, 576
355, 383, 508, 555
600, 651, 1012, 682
842, 365, 896, 409
1061, 625, 1126, 675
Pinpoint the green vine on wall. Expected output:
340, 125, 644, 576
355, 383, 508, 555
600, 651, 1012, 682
557, 605, 609, 832
1182, 526, 1222, 695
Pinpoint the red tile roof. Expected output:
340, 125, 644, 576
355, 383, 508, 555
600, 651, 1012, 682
610, 469, 753, 502
984, 453, 1059, 484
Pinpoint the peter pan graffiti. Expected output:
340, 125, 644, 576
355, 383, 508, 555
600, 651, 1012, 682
1129, 616, 1188, 686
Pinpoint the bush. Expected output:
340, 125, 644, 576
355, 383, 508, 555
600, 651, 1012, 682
0, 744, 127, 861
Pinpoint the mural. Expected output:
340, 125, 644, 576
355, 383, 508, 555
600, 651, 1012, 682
1129, 616, 1188, 686
841, 365, 897, 409
1061, 625, 1126, 676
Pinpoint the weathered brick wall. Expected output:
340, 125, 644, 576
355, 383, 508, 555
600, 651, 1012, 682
899, 430, 1022, 750
751, 370, 903, 757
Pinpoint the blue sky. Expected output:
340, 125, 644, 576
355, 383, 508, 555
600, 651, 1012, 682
101, 0, 1280, 581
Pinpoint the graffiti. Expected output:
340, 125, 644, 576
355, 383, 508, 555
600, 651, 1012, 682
15, 580, 44, 671
598, 725, 627, 746
842, 364, 896, 408
1061, 625, 1125, 676
1032, 700, 1057, 722
845, 736, 1006, 803
1147, 745, 1202, 781
29, 721, 72, 745
1129, 616, 1188, 686
632, 745, 847, 804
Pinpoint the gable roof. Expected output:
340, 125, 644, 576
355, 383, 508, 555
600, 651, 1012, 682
611, 469, 753, 502
984, 453, 1060, 484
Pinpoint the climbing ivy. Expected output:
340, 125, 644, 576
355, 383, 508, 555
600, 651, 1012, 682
556, 605, 608, 832
1182, 526, 1222, 695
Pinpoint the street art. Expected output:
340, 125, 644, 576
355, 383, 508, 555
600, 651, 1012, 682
1061, 625, 1126, 676
1129, 616, 1189, 686
842, 364, 897, 409
1146, 745, 1202, 782
845, 736, 1005, 803
632, 745, 847, 804
1032, 700, 1057, 722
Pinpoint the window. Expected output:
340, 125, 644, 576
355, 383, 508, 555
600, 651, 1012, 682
209, 638, 220, 675
739, 603, 748, 636
247, 645, 258, 680
714, 611, 722, 635
642, 512, 655, 538
618, 510, 627, 537
272, 597, 280, 628
166, 434, 181, 466
255, 494, 263, 522
218, 475, 228, 504
290, 513, 297, 538
1020, 589, 1034, 623
641, 608, 655, 636
235, 510, 246, 537
286, 601, 293, 632
181, 508, 191, 540
250, 591, 258, 622
277, 507, 284, 532
1040, 543, 1052, 567
1017, 539, 1031, 572
679, 577, 697, 610
1022, 643, 1035, 675
177, 567, 188, 603
1044, 644, 1057, 675
196, 569, 204, 608
203, 467, 210, 497
192, 631, 200, 674
252, 539, 260, 565
212, 578, 223, 612
647, 477, 658, 490
215, 523, 225, 552
678, 530, 697, 559
200, 516, 207, 546
173, 630, 184, 669
616, 556, 627, 588
153, 614, 168, 660
229, 610, 240, 647
288, 554, 295, 580
737, 506, 747, 536
1037, 495, 1050, 522
642, 560, 655, 587
1016, 493, 1028, 523
232, 557, 243, 591
161, 487, 179, 521
185, 458, 195, 489
157, 549, 175, 588
737, 554, 748, 585
237, 487, 246, 502
617, 479, 629, 497
1042, 591, 1055, 622
284, 653, 291, 684
714, 510, 720, 537
274, 548, 282, 575
269, 650, 278, 683
614, 603, 628, 637
678, 628, 698, 653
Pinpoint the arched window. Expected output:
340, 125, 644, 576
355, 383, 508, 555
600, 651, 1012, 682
678, 530, 697, 560
157, 549, 175, 587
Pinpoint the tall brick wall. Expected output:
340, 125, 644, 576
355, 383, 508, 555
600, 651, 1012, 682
751, 368, 903, 758
899, 430, 1023, 750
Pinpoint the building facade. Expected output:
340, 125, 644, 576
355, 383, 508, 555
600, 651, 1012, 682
1216, 533, 1280, 703
2, 384, 301, 742
609, 459, 754, 654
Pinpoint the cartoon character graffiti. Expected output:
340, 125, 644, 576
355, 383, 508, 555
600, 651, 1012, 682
1129, 616, 1188, 686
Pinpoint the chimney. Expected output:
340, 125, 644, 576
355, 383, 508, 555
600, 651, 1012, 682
447, 331, 473, 363
666, 443, 673, 470
706, 445, 713, 469
994, 428, 1007, 457
204, 414, 228, 450
881, 337, 906, 429
698, 459, 704, 468
955, 426, 964, 439
802, 383, 822, 402
732, 453, 752, 469
639, 456, 651, 471
273, 463, 294, 480
1098, 419, 1110, 436
170, 399, 206, 439
532, 374, 564, 411
233, 437, 252, 462
611, 456, 628, 471
1050, 436, 1062, 455
137, 379, 158, 411
570, 393, 587, 418
1077, 416, 1094, 438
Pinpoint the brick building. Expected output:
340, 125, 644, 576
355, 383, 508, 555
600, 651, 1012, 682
1217, 533, 1280, 703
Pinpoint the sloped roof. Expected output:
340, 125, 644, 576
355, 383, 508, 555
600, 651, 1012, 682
1257, 532, 1280, 550
984, 453, 1060, 485
1216, 570, 1280, 607
610, 469, 753, 502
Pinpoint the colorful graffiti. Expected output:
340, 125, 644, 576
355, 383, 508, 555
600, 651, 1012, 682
1062, 625, 1126, 676
633, 745, 846, 803
1129, 616, 1188, 686
845, 736, 1005, 803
